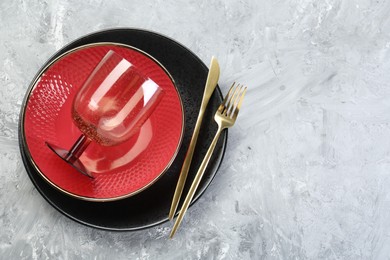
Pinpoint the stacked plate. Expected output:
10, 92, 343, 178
19, 29, 227, 230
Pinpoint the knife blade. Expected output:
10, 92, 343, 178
168, 56, 220, 220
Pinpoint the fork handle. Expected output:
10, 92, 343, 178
170, 126, 223, 238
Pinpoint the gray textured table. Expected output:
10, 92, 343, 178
1, 1, 390, 259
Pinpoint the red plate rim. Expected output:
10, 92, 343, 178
20, 42, 184, 202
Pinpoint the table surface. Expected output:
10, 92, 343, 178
1, 0, 390, 259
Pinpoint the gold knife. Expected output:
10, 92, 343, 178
168, 56, 220, 220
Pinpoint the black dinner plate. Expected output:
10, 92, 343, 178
18, 28, 227, 231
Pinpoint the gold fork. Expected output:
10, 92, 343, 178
170, 82, 247, 238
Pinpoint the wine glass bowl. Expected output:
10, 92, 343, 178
72, 50, 164, 146
46, 50, 165, 177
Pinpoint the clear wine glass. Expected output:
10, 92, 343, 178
46, 50, 164, 177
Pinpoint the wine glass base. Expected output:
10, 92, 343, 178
45, 142, 94, 178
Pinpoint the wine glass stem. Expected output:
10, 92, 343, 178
65, 134, 92, 163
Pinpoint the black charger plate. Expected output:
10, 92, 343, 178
19, 28, 227, 231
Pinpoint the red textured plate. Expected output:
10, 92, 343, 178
22, 43, 184, 201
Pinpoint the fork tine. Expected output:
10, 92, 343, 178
236, 86, 247, 111
218, 82, 236, 113
229, 85, 246, 118
228, 84, 243, 117
224, 83, 241, 116
231, 86, 247, 118
226, 84, 243, 117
